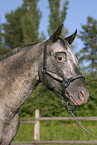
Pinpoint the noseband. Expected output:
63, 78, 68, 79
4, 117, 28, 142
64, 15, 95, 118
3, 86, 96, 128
42, 39, 85, 102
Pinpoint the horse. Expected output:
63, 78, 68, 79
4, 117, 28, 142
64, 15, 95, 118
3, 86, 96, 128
0, 24, 89, 145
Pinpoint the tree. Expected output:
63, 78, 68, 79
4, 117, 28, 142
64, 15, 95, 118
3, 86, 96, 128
48, 0, 69, 37
0, 19, 11, 56
0, 19, 1, 48
21, 0, 42, 43
2, 8, 24, 49
2, 0, 42, 50
78, 16, 97, 72
78, 17, 97, 116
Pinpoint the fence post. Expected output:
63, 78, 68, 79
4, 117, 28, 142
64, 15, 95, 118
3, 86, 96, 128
34, 109, 40, 141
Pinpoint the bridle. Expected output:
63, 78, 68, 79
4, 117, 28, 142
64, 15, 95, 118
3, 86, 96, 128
42, 38, 85, 102
41, 39, 97, 139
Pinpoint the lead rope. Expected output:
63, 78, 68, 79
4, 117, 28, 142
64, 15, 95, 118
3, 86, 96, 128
53, 91, 97, 139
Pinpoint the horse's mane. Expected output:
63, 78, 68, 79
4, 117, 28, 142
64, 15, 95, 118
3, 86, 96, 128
0, 42, 40, 61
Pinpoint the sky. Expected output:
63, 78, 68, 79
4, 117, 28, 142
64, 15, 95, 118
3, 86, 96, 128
0, 0, 97, 52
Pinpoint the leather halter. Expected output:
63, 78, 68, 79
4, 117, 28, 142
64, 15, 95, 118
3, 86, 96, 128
42, 39, 85, 102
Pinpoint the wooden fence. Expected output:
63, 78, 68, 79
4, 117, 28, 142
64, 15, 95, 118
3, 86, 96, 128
12, 109, 97, 145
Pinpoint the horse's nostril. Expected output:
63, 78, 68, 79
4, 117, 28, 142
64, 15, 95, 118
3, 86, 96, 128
80, 91, 84, 98
78, 91, 85, 102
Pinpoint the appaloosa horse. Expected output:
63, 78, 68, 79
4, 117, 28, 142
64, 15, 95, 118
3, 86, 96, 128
0, 24, 89, 145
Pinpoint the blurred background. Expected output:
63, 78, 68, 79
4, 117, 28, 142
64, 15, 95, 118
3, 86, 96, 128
0, 0, 97, 143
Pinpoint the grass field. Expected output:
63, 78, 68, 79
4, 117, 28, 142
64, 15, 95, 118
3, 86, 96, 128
13, 120, 97, 144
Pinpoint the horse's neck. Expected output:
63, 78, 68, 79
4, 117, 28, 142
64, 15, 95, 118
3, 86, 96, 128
0, 42, 43, 114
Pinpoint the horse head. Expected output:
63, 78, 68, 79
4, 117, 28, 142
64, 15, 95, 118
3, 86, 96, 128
39, 24, 89, 106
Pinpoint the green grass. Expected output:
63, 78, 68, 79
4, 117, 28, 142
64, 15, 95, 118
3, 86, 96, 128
14, 123, 34, 141
14, 120, 97, 143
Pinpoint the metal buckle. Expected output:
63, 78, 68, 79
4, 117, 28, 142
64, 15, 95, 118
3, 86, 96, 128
62, 99, 72, 112
62, 79, 70, 88
42, 68, 47, 73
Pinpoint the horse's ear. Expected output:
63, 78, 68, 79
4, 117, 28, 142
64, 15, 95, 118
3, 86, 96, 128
48, 24, 63, 43
65, 29, 77, 44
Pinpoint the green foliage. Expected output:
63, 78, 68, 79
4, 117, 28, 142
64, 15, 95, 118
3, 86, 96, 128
77, 17, 97, 114
0, 47, 11, 57
78, 16, 97, 72
72, 71, 97, 116
0, 24, 2, 47
1, 0, 42, 51
21, 0, 42, 43
0, 22, 11, 56
48, 0, 69, 37
20, 83, 69, 118
85, 72, 97, 113
2, 8, 24, 49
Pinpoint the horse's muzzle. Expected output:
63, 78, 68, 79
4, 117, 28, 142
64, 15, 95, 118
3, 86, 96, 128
68, 89, 89, 106
64, 78, 89, 106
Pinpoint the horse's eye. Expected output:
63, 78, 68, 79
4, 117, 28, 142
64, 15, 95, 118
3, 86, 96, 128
58, 57, 62, 61
55, 52, 66, 62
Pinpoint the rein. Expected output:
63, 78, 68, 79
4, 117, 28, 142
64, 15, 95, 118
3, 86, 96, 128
42, 40, 97, 139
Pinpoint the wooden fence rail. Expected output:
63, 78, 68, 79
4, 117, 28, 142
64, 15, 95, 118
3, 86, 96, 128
12, 109, 97, 145
12, 140, 97, 145
20, 116, 97, 123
